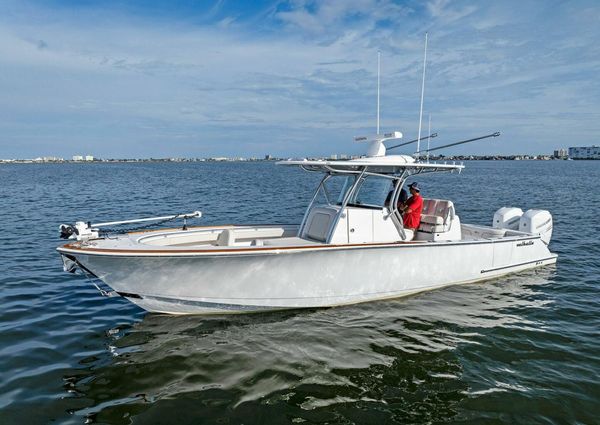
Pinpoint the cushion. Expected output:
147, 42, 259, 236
418, 223, 448, 233
420, 214, 444, 225
421, 199, 437, 215
306, 212, 332, 242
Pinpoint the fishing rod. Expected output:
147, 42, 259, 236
387, 133, 438, 151
415, 131, 501, 154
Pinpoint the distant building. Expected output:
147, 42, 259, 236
329, 154, 338, 160
85, 155, 94, 161
553, 148, 568, 159
265, 154, 272, 160
73, 155, 83, 161
568, 146, 600, 159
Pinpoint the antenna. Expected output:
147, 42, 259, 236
377, 50, 381, 134
355, 50, 405, 157
416, 32, 428, 159
427, 113, 431, 162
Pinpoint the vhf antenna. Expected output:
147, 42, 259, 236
377, 50, 381, 135
416, 32, 428, 159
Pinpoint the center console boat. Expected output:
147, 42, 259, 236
57, 134, 556, 314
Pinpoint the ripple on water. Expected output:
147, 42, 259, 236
1, 161, 599, 424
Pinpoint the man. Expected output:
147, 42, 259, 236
384, 182, 408, 209
396, 187, 408, 209
401, 182, 423, 230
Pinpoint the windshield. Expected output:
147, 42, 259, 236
347, 176, 393, 209
313, 175, 357, 206
313, 174, 394, 209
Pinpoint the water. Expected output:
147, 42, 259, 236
0, 161, 598, 424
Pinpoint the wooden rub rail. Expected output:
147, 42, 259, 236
59, 239, 425, 256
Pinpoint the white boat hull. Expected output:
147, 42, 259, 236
60, 235, 556, 314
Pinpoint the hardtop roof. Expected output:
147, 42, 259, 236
277, 155, 464, 176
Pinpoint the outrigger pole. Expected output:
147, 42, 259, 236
427, 114, 432, 162
415, 132, 501, 155
386, 133, 438, 151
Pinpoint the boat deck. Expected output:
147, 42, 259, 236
60, 222, 535, 255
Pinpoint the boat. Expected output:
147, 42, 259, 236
56, 133, 557, 315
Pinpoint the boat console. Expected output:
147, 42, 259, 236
299, 197, 464, 245
301, 204, 402, 244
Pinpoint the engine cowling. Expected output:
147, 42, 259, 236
519, 209, 553, 244
493, 207, 523, 230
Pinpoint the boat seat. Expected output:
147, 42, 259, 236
419, 199, 455, 233
421, 198, 438, 216
302, 206, 338, 242
421, 214, 444, 225
216, 229, 235, 246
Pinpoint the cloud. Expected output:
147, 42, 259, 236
426, 0, 477, 22
0, 0, 599, 158
275, 0, 411, 41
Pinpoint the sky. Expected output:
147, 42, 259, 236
0, 0, 599, 159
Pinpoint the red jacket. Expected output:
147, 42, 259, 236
403, 194, 423, 229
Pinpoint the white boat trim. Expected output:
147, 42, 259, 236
57, 232, 543, 258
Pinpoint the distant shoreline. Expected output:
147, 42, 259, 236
1, 156, 592, 164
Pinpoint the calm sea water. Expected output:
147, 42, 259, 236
0, 161, 598, 424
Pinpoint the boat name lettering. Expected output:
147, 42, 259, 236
516, 240, 534, 247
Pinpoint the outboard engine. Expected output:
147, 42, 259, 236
519, 209, 553, 244
493, 207, 523, 230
